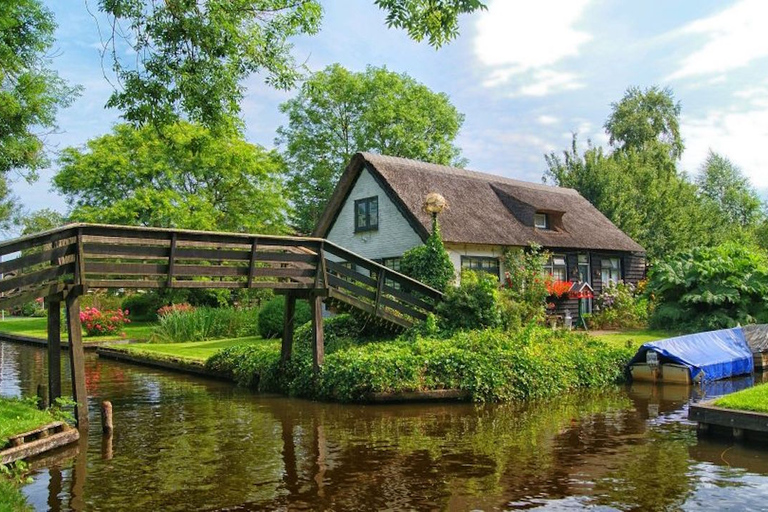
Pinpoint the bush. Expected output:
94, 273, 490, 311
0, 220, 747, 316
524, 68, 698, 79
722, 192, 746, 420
257, 296, 311, 339
501, 244, 550, 327
436, 270, 502, 330
648, 243, 768, 331
152, 307, 259, 343
80, 307, 130, 337
400, 218, 455, 292
207, 317, 632, 402
122, 293, 164, 321
586, 281, 648, 330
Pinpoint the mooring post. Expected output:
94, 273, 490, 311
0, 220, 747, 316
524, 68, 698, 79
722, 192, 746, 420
311, 294, 324, 373
101, 401, 113, 434
37, 384, 48, 410
47, 300, 62, 402
281, 294, 296, 364
66, 294, 89, 429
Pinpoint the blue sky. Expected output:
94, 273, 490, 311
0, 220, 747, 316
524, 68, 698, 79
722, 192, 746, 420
17, 0, 768, 216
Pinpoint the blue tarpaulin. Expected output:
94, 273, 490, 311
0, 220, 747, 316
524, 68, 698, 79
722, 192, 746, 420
628, 327, 754, 382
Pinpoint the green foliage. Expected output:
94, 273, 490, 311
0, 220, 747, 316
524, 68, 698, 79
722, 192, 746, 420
14, 208, 64, 236
436, 270, 501, 330
647, 243, 768, 331
604, 86, 683, 160
151, 307, 259, 343
54, 122, 288, 233
278, 64, 465, 233
257, 296, 311, 339
500, 245, 550, 328
374, 0, 487, 48
208, 315, 632, 402
696, 150, 764, 228
121, 293, 164, 322
0, 0, 80, 187
586, 281, 648, 330
400, 218, 455, 291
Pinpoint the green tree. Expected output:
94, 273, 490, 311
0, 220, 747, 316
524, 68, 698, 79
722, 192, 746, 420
278, 64, 465, 233
604, 86, 683, 160
696, 150, 764, 228
53, 123, 288, 233
15, 208, 65, 235
98, 0, 484, 130
0, 0, 80, 223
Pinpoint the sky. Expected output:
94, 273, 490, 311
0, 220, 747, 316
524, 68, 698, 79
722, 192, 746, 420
16, 0, 768, 217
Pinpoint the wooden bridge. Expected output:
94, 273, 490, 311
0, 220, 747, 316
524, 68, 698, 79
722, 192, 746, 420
0, 224, 442, 427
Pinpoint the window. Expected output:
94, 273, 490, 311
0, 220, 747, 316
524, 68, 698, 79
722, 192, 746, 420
601, 257, 621, 285
354, 196, 378, 232
381, 257, 402, 289
545, 254, 567, 281
461, 256, 500, 278
534, 212, 549, 229
577, 254, 590, 283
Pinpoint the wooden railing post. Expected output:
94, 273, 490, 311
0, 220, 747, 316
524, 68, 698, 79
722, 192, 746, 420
374, 268, 386, 315
311, 294, 324, 372
167, 233, 177, 288
281, 293, 296, 364
66, 293, 89, 429
75, 228, 86, 287
247, 237, 259, 288
47, 299, 62, 403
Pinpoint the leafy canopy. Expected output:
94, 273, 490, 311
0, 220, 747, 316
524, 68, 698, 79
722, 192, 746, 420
53, 122, 288, 233
97, 0, 484, 130
400, 218, 455, 292
696, 150, 764, 228
278, 63, 465, 233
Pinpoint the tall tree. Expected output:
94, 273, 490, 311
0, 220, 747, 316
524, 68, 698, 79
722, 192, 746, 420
696, 150, 764, 228
98, 0, 484, 130
53, 123, 288, 234
15, 208, 65, 235
0, 0, 80, 224
604, 86, 683, 160
277, 64, 465, 233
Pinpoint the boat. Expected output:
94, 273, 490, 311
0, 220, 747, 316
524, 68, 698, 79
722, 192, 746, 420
628, 327, 754, 384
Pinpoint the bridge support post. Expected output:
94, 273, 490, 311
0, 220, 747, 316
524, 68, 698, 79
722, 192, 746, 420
311, 294, 324, 373
65, 294, 89, 429
281, 294, 296, 364
47, 300, 62, 403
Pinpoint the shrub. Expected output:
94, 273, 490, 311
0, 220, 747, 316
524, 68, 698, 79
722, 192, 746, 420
257, 296, 311, 339
152, 307, 259, 343
81, 292, 124, 312
400, 218, 455, 292
648, 243, 768, 331
501, 245, 550, 327
436, 270, 502, 330
587, 281, 648, 330
79, 307, 130, 337
121, 293, 164, 321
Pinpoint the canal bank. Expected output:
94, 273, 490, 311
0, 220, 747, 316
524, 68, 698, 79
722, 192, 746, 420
4, 340, 768, 511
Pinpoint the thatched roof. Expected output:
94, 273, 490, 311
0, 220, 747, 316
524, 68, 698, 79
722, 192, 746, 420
314, 153, 645, 253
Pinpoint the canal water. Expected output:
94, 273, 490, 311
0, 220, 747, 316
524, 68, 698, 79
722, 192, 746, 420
2, 341, 768, 511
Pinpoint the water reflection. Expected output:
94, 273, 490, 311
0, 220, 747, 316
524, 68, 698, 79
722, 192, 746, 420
2, 341, 768, 511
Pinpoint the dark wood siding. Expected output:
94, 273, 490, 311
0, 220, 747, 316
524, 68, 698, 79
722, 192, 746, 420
624, 251, 646, 285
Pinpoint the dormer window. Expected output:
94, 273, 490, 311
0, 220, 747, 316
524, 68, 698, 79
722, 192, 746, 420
534, 212, 549, 229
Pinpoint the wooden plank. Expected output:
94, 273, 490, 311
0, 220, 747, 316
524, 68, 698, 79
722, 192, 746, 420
75, 229, 86, 287
326, 260, 377, 287
83, 242, 168, 259
282, 294, 296, 363
0, 263, 75, 294
0, 283, 68, 310
379, 296, 427, 320
66, 294, 88, 429
85, 279, 317, 290
85, 262, 169, 276
167, 233, 177, 288
5, 422, 65, 445
327, 274, 377, 301
0, 428, 79, 465
247, 238, 258, 287
84, 263, 315, 279
311, 294, 324, 372
374, 268, 386, 314
0, 227, 79, 259
328, 289, 412, 329
48, 300, 62, 402
0, 243, 77, 275
382, 283, 434, 312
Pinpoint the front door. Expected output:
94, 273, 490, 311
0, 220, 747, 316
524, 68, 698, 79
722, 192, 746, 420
577, 253, 592, 313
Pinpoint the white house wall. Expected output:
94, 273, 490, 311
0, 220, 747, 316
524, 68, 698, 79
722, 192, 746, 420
326, 167, 423, 261
445, 242, 508, 283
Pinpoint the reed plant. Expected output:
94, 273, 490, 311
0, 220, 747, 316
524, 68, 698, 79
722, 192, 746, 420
151, 307, 259, 343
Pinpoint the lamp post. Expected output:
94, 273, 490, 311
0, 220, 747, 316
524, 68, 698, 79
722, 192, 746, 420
423, 192, 447, 233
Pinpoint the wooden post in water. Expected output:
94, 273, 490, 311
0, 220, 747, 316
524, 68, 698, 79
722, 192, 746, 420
101, 401, 113, 434
66, 294, 89, 429
281, 294, 296, 364
47, 300, 62, 402
311, 294, 324, 372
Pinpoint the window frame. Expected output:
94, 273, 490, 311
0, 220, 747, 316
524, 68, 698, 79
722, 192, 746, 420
460, 256, 500, 279
354, 196, 379, 233
601, 257, 621, 285
545, 254, 568, 282
534, 212, 549, 229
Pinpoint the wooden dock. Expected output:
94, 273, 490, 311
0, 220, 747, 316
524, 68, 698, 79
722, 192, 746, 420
688, 402, 768, 442
0, 422, 79, 465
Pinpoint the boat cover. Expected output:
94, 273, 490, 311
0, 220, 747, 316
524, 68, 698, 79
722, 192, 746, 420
628, 327, 754, 382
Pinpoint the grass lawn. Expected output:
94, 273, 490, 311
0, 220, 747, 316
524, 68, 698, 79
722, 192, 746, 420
714, 383, 768, 413
0, 397, 56, 446
110, 336, 269, 363
589, 329, 672, 351
0, 317, 155, 343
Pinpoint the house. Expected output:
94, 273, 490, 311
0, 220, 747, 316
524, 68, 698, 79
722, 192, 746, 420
313, 152, 646, 316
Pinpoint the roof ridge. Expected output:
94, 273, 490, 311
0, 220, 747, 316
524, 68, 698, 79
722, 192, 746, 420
359, 152, 578, 195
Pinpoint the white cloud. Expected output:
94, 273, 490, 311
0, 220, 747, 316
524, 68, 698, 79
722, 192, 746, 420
474, 0, 592, 95
537, 115, 560, 125
667, 0, 768, 80
681, 106, 768, 189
